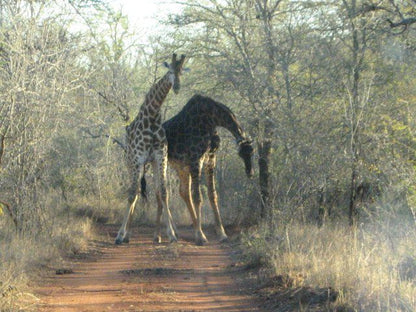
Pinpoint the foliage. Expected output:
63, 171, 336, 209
161, 0, 416, 226
0, 0, 415, 310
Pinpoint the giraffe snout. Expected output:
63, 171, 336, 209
246, 166, 254, 178
173, 78, 181, 94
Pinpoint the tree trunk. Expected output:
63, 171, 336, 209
348, 165, 358, 226
0, 134, 4, 167
0, 201, 18, 229
0, 135, 18, 230
258, 138, 272, 220
345, 0, 364, 227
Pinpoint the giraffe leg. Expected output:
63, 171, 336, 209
176, 165, 208, 243
154, 191, 163, 243
205, 154, 228, 242
116, 171, 140, 245
190, 162, 207, 246
154, 184, 178, 243
153, 155, 177, 243
176, 166, 197, 226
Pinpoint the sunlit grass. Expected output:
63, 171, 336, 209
243, 218, 416, 311
0, 197, 94, 311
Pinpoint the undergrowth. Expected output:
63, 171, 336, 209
0, 194, 93, 311
242, 218, 416, 311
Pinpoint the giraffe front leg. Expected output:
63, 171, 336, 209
116, 193, 139, 244
115, 171, 140, 244
205, 155, 228, 242
177, 166, 197, 227
191, 165, 208, 246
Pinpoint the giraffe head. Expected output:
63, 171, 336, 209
238, 139, 254, 178
164, 53, 187, 94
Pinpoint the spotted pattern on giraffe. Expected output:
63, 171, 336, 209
115, 54, 187, 245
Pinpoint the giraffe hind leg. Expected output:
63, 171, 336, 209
154, 194, 163, 243
154, 188, 179, 243
177, 166, 208, 244
152, 157, 177, 243
190, 163, 208, 246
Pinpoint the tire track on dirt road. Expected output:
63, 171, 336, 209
35, 225, 266, 311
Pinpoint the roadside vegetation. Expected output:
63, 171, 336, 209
0, 194, 93, 311
242, 216, 415, 311
1, 0, 415, 311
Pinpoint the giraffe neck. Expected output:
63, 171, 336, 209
214, 110, 247, 144
190, 95, 248, 143
142, 72, 173, 118
164, 95, 249, 144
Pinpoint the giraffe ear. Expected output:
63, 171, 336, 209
163, 61, 170, 69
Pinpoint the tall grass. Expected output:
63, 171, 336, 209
242, 218, 416, 311
0, 192, 94, 311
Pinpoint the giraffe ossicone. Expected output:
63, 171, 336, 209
115, 53, 187, 245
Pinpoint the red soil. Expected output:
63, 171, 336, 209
35, 225, 266, 312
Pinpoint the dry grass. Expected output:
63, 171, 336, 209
243, 218, 416, 311
0, 199, 94, 311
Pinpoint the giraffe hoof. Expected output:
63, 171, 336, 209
153, 236, 162, 244
170, 236, 178, 244
115, 235, 129, 245
194, 230, 208, 246
219, 235, 229, 243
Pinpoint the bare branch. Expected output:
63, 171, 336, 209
347, 1, 415, 31
387, 17, 416, 29
97, 91, 130, 123
81, 127, 126, 151
103, 134, 126, 151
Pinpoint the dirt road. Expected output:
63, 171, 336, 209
35, 225, 266, 312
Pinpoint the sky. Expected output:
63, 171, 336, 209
108, 0, 183, 36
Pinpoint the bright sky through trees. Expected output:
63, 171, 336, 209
109, 0, 182, 37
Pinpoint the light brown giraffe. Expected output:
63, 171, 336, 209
115, 53, 186, 245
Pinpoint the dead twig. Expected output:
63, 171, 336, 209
81, 127, 126, 151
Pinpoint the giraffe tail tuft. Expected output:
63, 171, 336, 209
140, 175, 148, 202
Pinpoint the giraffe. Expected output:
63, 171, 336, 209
115, 53, 187, 245
143, 94, 254, 245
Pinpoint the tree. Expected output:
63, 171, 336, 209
164, 0, 416, 227
165, 0, 335, 226
0, 0, 106, 232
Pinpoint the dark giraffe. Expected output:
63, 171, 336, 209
143, 94, 254, 245
115, 54, 187, 245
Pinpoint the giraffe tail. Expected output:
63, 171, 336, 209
140, 174, 148, 202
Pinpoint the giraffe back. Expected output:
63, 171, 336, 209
163, 94, 248, 164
